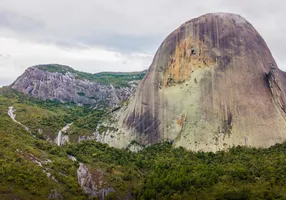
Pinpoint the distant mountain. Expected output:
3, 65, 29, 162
11, 64, 146, 107
98, 13, 286, 151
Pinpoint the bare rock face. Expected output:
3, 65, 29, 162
11, 65, 143, 107
98, 13, 286, 151
77, 163, 115, 199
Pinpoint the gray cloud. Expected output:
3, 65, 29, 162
0, 0, 284, 52
75, 34, 162, 53
0, 0, 285, 86
0, 9, 44, 32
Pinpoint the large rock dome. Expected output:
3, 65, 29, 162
97, 13, 286, 152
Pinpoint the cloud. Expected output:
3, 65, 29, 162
0, 37, 153, 86
0, 0, 285, 86
0, 9, 44, 32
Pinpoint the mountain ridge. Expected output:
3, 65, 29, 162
10, 64, 146, 107
3, 12, 286, 199
33, 64, 147, 78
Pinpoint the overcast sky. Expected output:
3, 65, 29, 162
0, 0, 285, 86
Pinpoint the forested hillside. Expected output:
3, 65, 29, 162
1, 87, 286, 199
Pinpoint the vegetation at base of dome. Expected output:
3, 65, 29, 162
2, 86, 286, 199
66, 140, 286, 200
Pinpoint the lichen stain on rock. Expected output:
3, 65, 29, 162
163, 37, 215, 87
265, 68, 286, 116
99, 13, 286, 152
176, 113, 185, 126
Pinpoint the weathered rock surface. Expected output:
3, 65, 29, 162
98, 13, 286, 151
55, 123, 73, 146
48, 189, 63, 199
11, 64, 144, 107
77, 163, 114, 199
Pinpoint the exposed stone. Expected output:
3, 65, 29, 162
78, 135, 96, 143
55, 123, 73, 146
127, 143, 144, 153
98, 13, 286, 152
11, 65, 142, 107
77, 163, 115, 199
48, 189, 63, 199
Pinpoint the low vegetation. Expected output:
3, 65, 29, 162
0, 91, 87, 199
1, 87, 286, 199
0, 87, 105, 141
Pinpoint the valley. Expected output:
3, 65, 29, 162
1, 12, 286, 200
1, 87, 286, 199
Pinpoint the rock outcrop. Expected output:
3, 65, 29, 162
11, 64, 145, 107
97, 13, 286, 151
55, 123, 73, 146
77, 163, 115, 199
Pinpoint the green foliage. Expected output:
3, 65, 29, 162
3, 85, 286, 199
68, 141, 286, 200
35, 64, 75, 74
0, 87, 106, 142
0, 103, 87, 199
91, 71, 146, 87
77, 92, 85, 96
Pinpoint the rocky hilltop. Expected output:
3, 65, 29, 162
11, 64, 146, 107
97, 13, 286, 151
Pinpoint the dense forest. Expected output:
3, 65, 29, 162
1, 88, 286, 199
68, 141, 286, 200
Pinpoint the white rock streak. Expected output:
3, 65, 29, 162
8, 106, 32, 135
56, 123, 73, 146
68, 155, 77, 162
68, 154, 115, 198
57, 131, 62, 146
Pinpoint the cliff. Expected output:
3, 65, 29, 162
97, 13, 286, 151
11, 64, 146, 107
